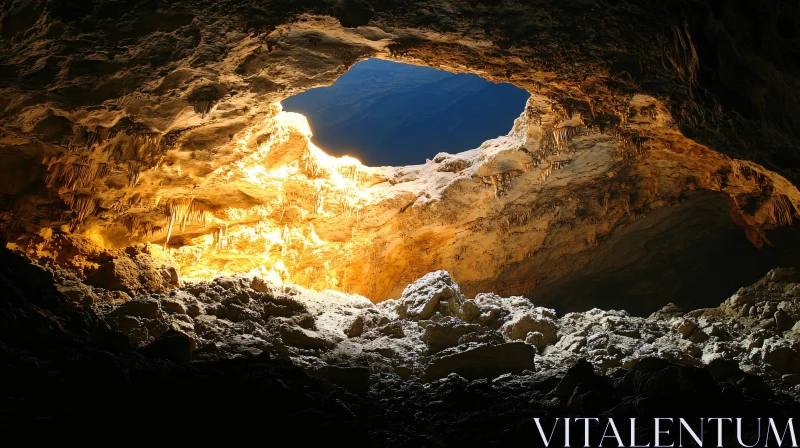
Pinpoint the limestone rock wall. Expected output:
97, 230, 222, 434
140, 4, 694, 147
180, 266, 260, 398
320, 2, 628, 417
1, 0, 800, 310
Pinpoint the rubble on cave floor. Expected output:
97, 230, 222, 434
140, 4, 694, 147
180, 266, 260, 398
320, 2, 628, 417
71, 259, 800, 398
3, 246, 800, 445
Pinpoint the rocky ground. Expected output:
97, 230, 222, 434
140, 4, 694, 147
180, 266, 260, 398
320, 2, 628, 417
78, 256, 800, 398
3, 245, 800, 445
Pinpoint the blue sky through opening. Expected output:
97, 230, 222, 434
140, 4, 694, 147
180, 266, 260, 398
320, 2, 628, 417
281, 58, 530, 166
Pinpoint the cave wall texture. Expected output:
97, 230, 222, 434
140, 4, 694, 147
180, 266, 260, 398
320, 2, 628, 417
1, 0, 800, 314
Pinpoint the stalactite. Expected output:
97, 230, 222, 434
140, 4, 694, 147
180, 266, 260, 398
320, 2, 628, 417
193, 101, 216, 118
163, 197, 193, 248
534, 125, 584, 168
65, 193, 98, 231
313, 190, 324, 214
163, 213, 176, 249
120, 214, 164, 237
768, 194, 796, 227
659, 20, 700, 96
85, 126, 118, 150
611, 129, 648, 160
45, 157, 112, 192
552, 125, 582, 153
302, 151, 326, 178
732, 161, 768, 189
129, 132, 166, 169
480, 171, 522, 197
127, 161, 142, 187
121, 214, 139, 235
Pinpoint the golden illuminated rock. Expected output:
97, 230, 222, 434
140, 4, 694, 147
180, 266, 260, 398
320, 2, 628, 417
1, 4, 799, 313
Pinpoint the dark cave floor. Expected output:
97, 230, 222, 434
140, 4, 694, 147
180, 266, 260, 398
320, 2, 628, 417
2, 247, 799, 446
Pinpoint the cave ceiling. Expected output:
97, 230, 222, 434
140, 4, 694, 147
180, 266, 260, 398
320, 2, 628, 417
1, 0, 800, 312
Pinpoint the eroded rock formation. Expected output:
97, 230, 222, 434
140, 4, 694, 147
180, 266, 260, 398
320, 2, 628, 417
4, 1, 800, 444
2, 1, 800, 313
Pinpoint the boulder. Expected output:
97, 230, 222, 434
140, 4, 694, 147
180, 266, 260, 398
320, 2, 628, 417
457, 299, 481, 322
161, 298, 187, 315
502, 314, 558, 345
86, 257, 140, 293
139, 329, 193, 362
525, 331, 546, 349
458, 331, 504, 346
107, 315, 150, 346
279, 325, 328, 350
421, 342, 534, 382
112, 299, 163, 320
777, 300, 800, 321
250, 276, 276, 294
378, 321, 405, 338
185, 301, 204, 317
86, 250, 180, 294
675, 319, 698, 338
422, 318, 485, 353
551, 359, 606, 398
648, 303, 683, 320
395, 271, 462, 320
556, 333, 587, 353
56, 281, 98, 306
766, 268, 800, 284
775, 310, 794, 332
763, 339, 800, 374
345, 315, 364, 338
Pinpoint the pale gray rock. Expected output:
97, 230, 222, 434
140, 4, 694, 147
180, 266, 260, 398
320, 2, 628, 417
502, 313, 558, 345
395, 271, 462, 320
422, 317, 484, 353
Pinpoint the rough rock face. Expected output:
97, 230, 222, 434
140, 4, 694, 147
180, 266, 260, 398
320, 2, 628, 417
2, 0, 800, 313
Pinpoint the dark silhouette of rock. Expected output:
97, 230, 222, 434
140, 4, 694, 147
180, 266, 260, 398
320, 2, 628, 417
422, 342, 534, 382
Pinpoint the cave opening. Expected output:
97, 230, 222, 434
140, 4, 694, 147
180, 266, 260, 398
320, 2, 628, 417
280, 58, 530, 166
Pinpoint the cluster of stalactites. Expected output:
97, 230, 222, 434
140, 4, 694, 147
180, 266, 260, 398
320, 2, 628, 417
74, 126, 119, 152
768, 194, 796, 227
44, 156, 111, 193
538, 159, 573, 185
121, 214, 164, 238
40, 117, 181, 236
729, 161, 799, 228
337, 164, 372, 189
63, 193, 99, 231
480, 171, 523, 198
524, 124, 586, 170
193, 101, 216, 119
212, 224, 228, 250
162, 198, 218, 249
732, 161, 769, 189
303, 151, 327, 178
610, 129, 648, 160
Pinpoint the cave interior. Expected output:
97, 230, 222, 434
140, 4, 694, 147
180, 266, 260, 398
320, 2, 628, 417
2, 0, 800, 445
